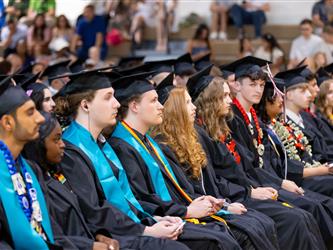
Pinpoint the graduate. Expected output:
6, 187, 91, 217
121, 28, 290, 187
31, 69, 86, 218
316, 79, 333, 127
186, 67, 327, 249
152, 77, 279, 250
173, 53, 197, 86
54, 70, 222, 250
108, 72, 273, 249
202, 56, 333, 245
0, 76, 77, 249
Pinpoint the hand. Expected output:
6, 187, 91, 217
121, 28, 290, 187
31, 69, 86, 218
251, 187, 277, 200
186, 196, 217, 218
282, 180, 304, 195
143, 221, 183, 240
93, 242, 109, 250
154, 216, 183, 224
95, 235, 119, 250
227, 203, 247, 215
203, 195, 224, 211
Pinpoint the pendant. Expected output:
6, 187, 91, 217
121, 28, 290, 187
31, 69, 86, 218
25, 172, 33, 183
258, 144, 265, 156
22, 196, 29, 209
29, 188, 37, 201
248, 124, 254, 135
12, 173, 26, 195
259, 157, 264, 168
253, 139, 258, 148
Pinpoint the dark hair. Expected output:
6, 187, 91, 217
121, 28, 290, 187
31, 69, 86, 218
193, 23, 211, 49
239, 37, 251, 54
117, 94, 142, 120
261, 33, 282, 52
23, 112, 58, 170
56, 15, 71, 29
254, 86, 276, 124
32, 13, 47, 41
300, 19, 312, 26
30, 90, 45, 111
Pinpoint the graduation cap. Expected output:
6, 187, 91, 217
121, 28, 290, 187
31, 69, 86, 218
68, 59, 85, 73
194, 53, 211, 71
224, 56, 270, 79
18, 73, 47, 96
187, 64, 214, 101
0, 75, 30, 118
112, 72, 155, 103
300, 67, 315, 81
323, 62, 333, 74
174, 53, 196, 76
155, 72, 174, 104
295, 58, 307, 68
144, 58, 175, 74
56, 70, 111, 96
41, 60, 71, 79
265, 77, 285, 91
219, 63, 235, 79
275, 66, 308, 90
116, 63, 151, 76
117, 56, 145, 69
316, 67, 331, 86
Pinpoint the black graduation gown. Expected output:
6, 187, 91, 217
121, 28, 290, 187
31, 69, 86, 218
154, 133, 279, 250
109, 135, 245, 250
60, 142, 191, 250
0, 160, 80, 250
195, 124, 327, 250
301, 110, 333, 162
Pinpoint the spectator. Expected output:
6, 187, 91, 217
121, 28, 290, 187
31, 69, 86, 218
288, 19, 323, 68
6, 53, 23, 73
52, 14, 74, 43
155, 0, 177, 52
85, 46, 108, 69
130, 0, 156, 47
6, 0, 29, 20
317, 25, 333, 64
239, 37, 253, 58
108, 0, 133, 39
229, 0, 269, 38
0, 59, 12, 74
187, 23, 211, 61
28, 0, 56, 19
27, 13, 53, 57
209, 0, 234, 40
15, 39, 34, 69
0, 15, 27, 57
0, 0, 5, 29
254, 33, 284, 74
71, 4, 107, 60
312, 0, 333, 34
316, 80, 333, 125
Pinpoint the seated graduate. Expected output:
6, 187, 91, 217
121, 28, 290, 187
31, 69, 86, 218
108, 72, 268, 250
24, 112, 120, 250
187, 67, 327, 249
316, 77, 333, 127
53, 70, 193, 250
152, 73, 279, 250
220, 56, 333, 245
0, 75, 78, 249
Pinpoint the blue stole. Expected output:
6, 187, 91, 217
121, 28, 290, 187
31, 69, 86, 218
112, 122, 178, 202
63, 121, 149, 223
0, 154, 53, 250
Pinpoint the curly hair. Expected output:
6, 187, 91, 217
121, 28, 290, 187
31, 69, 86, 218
316, 80, 333, 124
195, 77, 231, 141
152, 87, 207, 179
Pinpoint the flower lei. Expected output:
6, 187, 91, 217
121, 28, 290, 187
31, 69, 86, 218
233, 98, 264, 167
271, 119, 321, 168
220, 134, 241, 165
0, 140, 46, 238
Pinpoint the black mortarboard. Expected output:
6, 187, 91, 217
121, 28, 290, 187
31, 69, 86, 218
265, 77, 285, 91
300, 67, 315, 80
224, 56, 270, 79
41, 60, 71, 79
194, 53, 211, 71
275, 66, 308, 89
323, 62, 333, 74
116, 63, 151, 76
68, 59, 85, 73
144, 58, 175, 74
155, 72, 174, 104
316, 67, 331, 86
187, 64, 214, 101
219, 63, 235, 79
174, 53, 196, 76
57, 70, 111, 96
112, 72, 155, 102
0, 75, 30, 118
117, 56, 145, 69
13, 72, 41, 88
18, 73, 47, 96
295, 58, 307, 68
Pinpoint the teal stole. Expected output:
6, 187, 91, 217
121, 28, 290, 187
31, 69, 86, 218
63, 121, 150, 223
0, 154, 54, 250
112, 122, 178, 202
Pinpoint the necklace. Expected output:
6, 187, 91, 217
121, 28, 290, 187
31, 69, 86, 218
233, 98, 264, 167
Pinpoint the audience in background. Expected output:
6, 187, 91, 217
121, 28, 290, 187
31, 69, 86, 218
187, 23, 211, 61
239, 37, 253, 58
312, 0, 333, 34
209, 0, 234, 40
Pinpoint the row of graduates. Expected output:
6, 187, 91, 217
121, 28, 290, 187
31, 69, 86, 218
0, 53, 333, 250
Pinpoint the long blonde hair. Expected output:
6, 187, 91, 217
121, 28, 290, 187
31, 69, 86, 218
317, 80, 333, 124
195, 77, 231, 141
153, 87, 207, 179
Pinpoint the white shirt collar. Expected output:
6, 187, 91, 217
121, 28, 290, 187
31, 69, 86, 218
286, 108, 304, 128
